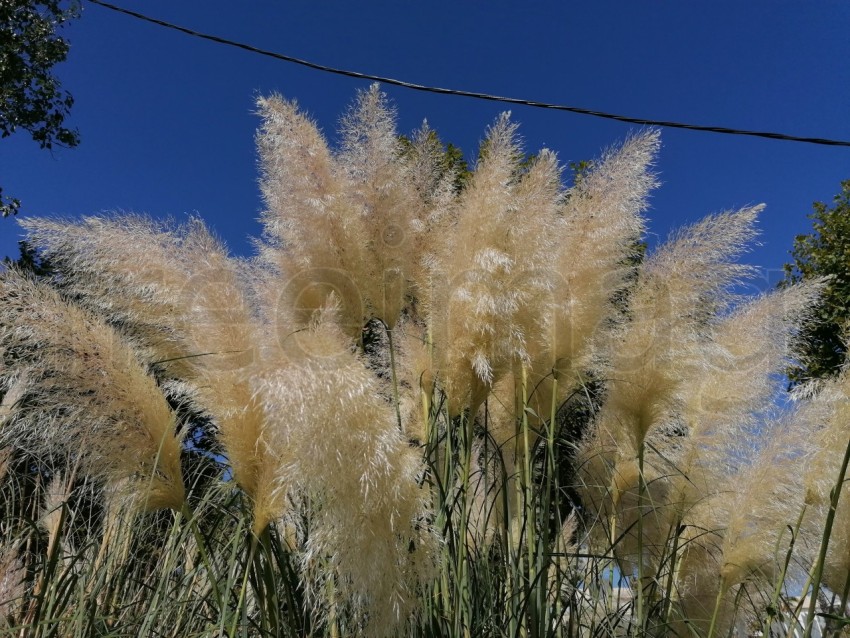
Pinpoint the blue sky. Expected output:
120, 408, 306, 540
2, 0, 849, 296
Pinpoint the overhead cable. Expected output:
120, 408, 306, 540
86, 0, 850, 148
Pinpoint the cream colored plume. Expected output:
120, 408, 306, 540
671, 416, 811, 637
256, 93, 364, 334
666, 282, 820, 631
255, 310, 436, 637
0, 373, 27, 428
0, 447, 9, 485
393, 319, 435, 445
22, 214, 293, 530
0, 544, 24, 628
610, 283, 823, 563
257, 84, 424, 334
40, 472, 72, 561
169, 222, 285, 532
576, 206, 762, 561
426, 113, 560, 413
400, 122, 465, 317
798, 364, 850, 594
520, 130, 659, 442
20, 214, 197, 379
338, 85, 427, 326
535, 130, 658, 386
663, 283, 822, 521
592, 206, 761, 459
717, 419, 809, 593
0, 269, 184, 511
21, 215, 263, 378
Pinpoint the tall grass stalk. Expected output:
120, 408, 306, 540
384, 324, 404, 432
762, 504, 807, 638
636, 443, 647, 636
804, 435, 850, 638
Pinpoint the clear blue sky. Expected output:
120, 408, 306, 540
2, 1, 849, 296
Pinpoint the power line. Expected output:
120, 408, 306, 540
86, 0, 850, 148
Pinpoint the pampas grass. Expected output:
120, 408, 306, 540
425, 113, 558, 415
0, 543, 24, 628
0, 268, 185, 512
256, 307, 436, 637
0, 85, 846, 637
257, 85, 425, 334
798, 366, 850, 600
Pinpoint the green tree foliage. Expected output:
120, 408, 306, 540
1, 0, 80, 216
2, 239, 54, 275
398, 129, 472, 193
782, 179, 850, 385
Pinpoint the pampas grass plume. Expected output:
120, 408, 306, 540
258, 84, 424, 334
426, 114, 558, 413
593, 206, 761, 459
256, 307, 436, 636
535, 130, 658, 390
20, 215, 197, 379
0, 269, 185, 511
0, 544, 24, 627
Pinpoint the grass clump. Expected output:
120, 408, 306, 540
0, 84, 846, 638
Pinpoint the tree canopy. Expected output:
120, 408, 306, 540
1, 0, 80, 216
783, 179, 850, 385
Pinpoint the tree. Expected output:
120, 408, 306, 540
2, 239, 54, 275
782, 179, 850, 385
1, 0, 80, 217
